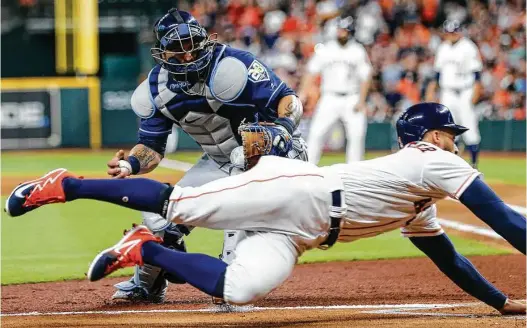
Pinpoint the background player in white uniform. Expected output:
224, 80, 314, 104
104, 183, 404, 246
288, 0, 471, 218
9, 103, 525, 315
426, 19, 483, 168
299, 16, 372, 164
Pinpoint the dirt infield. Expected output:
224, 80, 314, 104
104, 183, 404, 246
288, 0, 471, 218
2, 255, 525, 327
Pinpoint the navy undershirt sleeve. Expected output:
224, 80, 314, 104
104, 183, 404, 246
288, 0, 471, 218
460, 177, 526, 254
410, 234, 507, 309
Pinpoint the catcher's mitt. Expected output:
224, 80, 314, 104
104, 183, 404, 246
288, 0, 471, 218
238, 121, 293, 169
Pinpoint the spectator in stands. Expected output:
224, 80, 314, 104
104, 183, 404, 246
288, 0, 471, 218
130, 0, 525, 122
396, 49, 420, 104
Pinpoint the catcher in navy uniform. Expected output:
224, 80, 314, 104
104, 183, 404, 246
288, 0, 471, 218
106, 8, 307, 303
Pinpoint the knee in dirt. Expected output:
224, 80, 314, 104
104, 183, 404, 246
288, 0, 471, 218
223, 267, 271, 305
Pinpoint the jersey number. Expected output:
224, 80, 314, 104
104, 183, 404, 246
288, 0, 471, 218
414, 198, 432, 214
407, 142, 437, 153
406, 198, 432, 226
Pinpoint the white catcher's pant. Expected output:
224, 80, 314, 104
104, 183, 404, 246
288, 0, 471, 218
307, 93, 367, 164
166, 156, 344, 304
440, 88, 481, 145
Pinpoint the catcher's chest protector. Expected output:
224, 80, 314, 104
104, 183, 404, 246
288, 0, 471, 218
142, 45, 299, 164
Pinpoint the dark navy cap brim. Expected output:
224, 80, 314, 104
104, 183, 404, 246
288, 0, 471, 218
443, 123, 469, 135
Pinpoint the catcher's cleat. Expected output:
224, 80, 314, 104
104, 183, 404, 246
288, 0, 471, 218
87, 225, 163, 282
4, 168, 79, 217
111, 276, 168, 304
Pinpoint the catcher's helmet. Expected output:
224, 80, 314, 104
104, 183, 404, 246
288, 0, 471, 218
443, 19, 462, 33
151, 8, 217, 94
396, 102, 468, 147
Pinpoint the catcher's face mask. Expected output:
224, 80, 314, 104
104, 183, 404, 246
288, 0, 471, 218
151, 9, 217, 95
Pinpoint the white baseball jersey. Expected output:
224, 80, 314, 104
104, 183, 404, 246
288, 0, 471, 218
434, 37, 482, 89
167, 143, 480, 246
307, 40, 371, 94
323, 141, 481, 241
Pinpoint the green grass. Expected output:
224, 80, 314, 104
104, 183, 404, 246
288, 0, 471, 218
0, 151, 205, 176
1, 151, 115, 175
1, 150, 521, 284
475, 157, 526, 186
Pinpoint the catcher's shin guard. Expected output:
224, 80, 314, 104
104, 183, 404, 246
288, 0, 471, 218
112, 263, 168, 303
112, 218, 188, 303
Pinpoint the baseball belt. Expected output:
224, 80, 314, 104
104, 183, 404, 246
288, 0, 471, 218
320, 190, 345, 248
445, 86, 472, 95
331, 91, 357, 97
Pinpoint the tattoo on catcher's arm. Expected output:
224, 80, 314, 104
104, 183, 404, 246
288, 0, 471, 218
278, 95, 303, 126
129, 144, 162, 174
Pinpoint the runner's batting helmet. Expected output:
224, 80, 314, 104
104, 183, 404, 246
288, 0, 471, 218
396, 102, 468, 147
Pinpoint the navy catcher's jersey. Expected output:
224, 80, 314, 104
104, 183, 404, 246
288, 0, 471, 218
135, 44, 295, 163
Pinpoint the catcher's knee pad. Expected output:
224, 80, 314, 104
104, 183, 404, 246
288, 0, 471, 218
138, 216, 189, 286
142, 212, 171, 232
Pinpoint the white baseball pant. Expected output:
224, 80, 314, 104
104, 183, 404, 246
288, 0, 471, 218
166, 156, 344, 304
307, 93, 367, 164
440, 88, 481, 145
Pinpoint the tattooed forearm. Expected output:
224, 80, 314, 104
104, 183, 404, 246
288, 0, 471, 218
129, 144, 162, 174
278, 95, 303, 126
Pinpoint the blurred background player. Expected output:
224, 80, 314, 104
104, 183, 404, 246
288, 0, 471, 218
298, 16, 372, 164
425, 19, 483, 168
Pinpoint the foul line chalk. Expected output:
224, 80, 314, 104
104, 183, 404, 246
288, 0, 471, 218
436, 218, 503, 239
1, 302, 477, 317
159, 158, 193, 172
